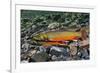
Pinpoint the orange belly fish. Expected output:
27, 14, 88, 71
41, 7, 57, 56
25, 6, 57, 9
32, 31, 81, 46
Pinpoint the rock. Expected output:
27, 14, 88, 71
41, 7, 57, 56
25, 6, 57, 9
48, 22, 60, 29
30, 52, 49, 62
21, 42, 29, 53
50, 46, 68, 59
69, 42, 78, 56
51, 55, 57, 61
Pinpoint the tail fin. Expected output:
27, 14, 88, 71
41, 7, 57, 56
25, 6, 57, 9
80, 28, 87, 40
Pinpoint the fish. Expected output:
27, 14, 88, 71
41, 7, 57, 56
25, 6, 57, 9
32, 31, 82, 46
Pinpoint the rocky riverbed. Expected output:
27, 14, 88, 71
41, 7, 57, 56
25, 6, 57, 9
21, 10, 90, 63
